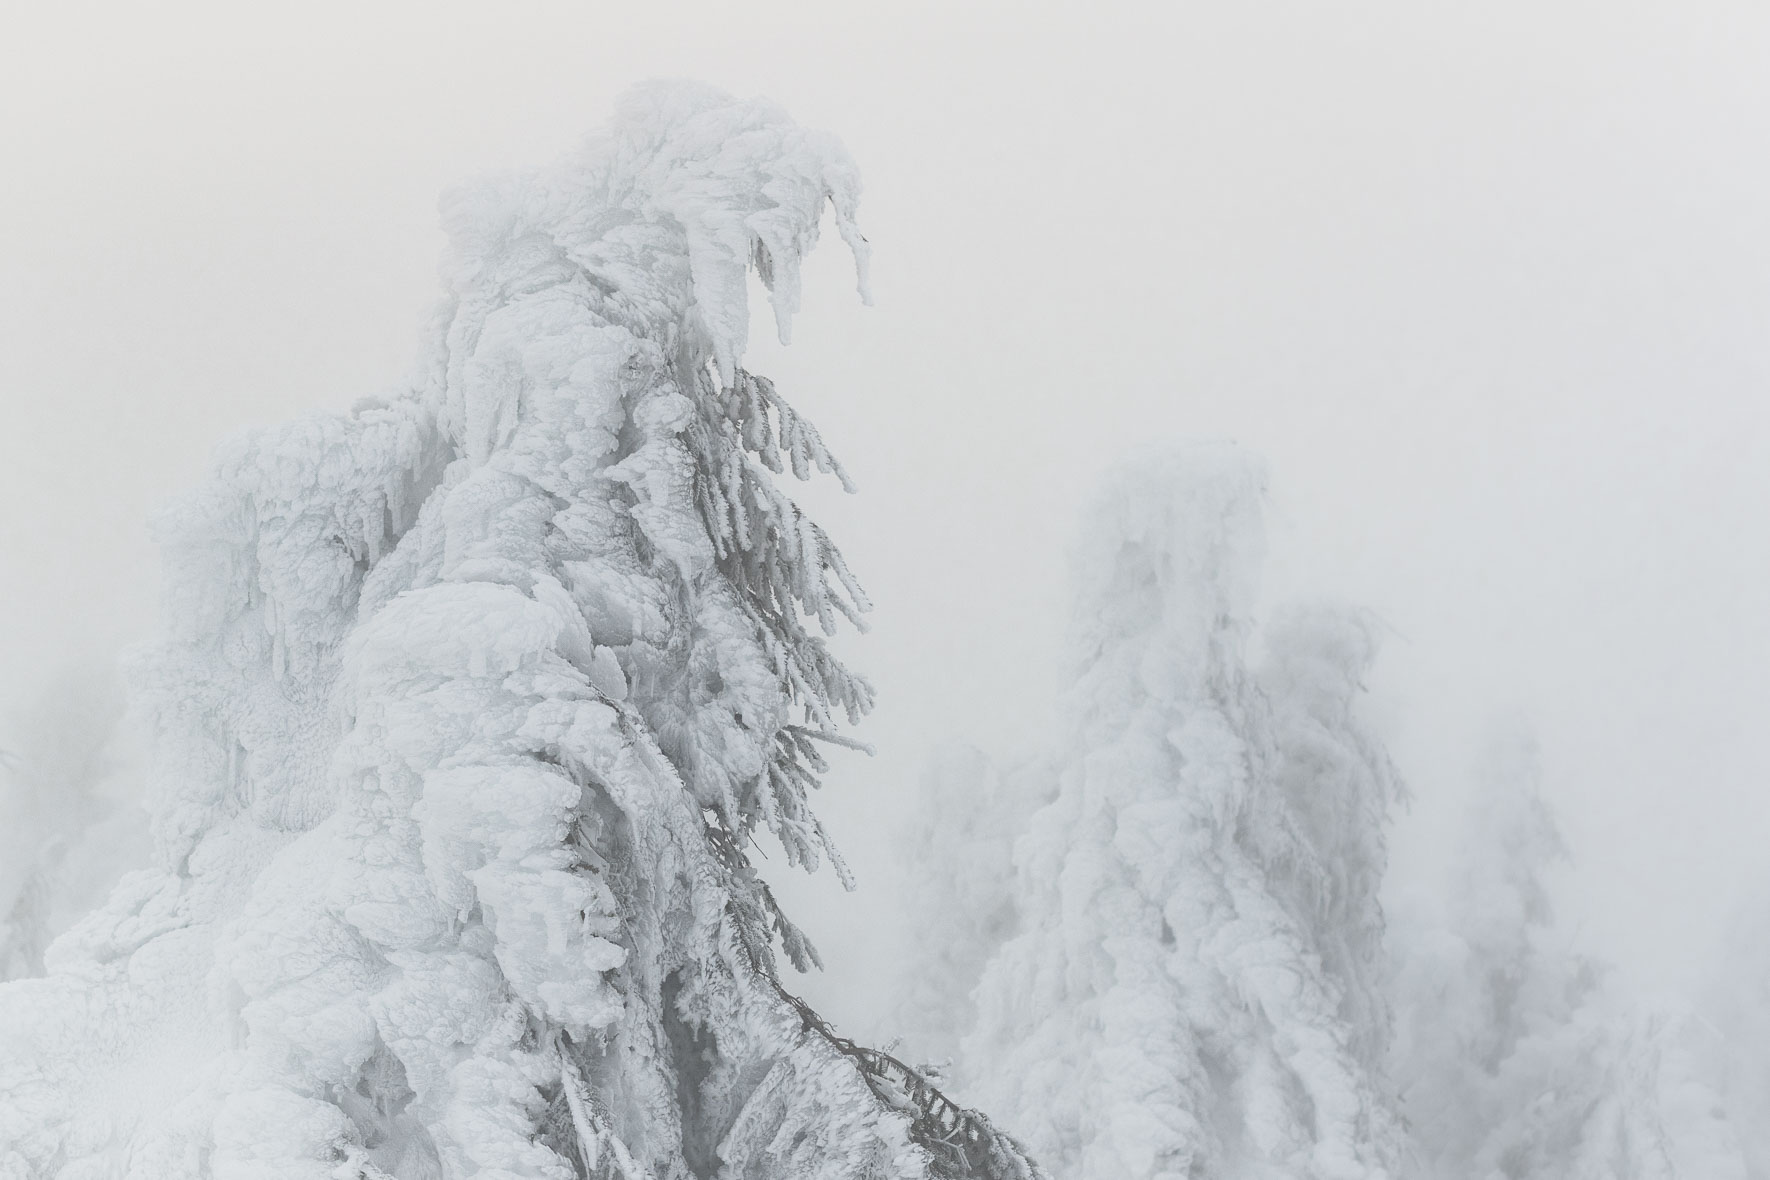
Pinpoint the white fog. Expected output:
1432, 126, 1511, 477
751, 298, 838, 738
2, 5, 1767, 1178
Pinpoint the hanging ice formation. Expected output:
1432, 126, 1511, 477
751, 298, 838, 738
0, 82, 1039, 1180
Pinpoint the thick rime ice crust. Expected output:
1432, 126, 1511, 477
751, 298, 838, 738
956, 446, 1408, 1180
0, 83, 1034, 1180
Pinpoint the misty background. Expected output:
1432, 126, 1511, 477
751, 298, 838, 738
3, 1, 1767, 1038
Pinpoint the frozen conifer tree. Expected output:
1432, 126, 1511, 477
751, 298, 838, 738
1256, 604, 1405, 1081
1698, 894, 1770, 1178
0, 668, 147, 982
1390, 724, 1583, 1176
1391, 726, 1746, 1179
0, 83, 1036, 1180
884, 745, 1055, 1079
960, 446, 1406, 1180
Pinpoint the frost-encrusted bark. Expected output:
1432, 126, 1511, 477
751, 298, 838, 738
0, 82, 1036, 1180
960, 447, 1406, 1180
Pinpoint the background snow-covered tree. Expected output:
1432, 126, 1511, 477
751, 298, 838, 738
1388, 724, 1576, 1176
1695, 893, 1770, 1179
1255, 603, 1405, 1083
952, 445, 1407, 1180
0, 666, 148, 981
0, 83, 1036, 1180
883, 744, 1055, 1078
1390, 725, 1747, 1179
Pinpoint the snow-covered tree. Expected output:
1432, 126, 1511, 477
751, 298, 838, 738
0, 666, 148, 981
1391, 725, 1747, 1179
0, 83, 1036, 1180
884, 744, 1055, 1079
959, 446, 1407, 1180
1687, 892, 1770, 1178
1256, 604, 1405, 1082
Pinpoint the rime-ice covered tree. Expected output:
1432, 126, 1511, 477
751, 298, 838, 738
0, 83, 1036, 1180
1698, 895, 1770, 1179
1391, 726, 1746, 1179
1256, 604, 1404, 1082
0, 668, 147, 982
1390, 725, 1584, 1177
884, 745, 1055, 1079
958, 446, 1407, 1180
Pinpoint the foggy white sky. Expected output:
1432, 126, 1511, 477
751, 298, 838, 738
3, 1, 1767, 1033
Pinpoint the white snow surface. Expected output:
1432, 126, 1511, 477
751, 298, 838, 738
0, 83, 1030, 1180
